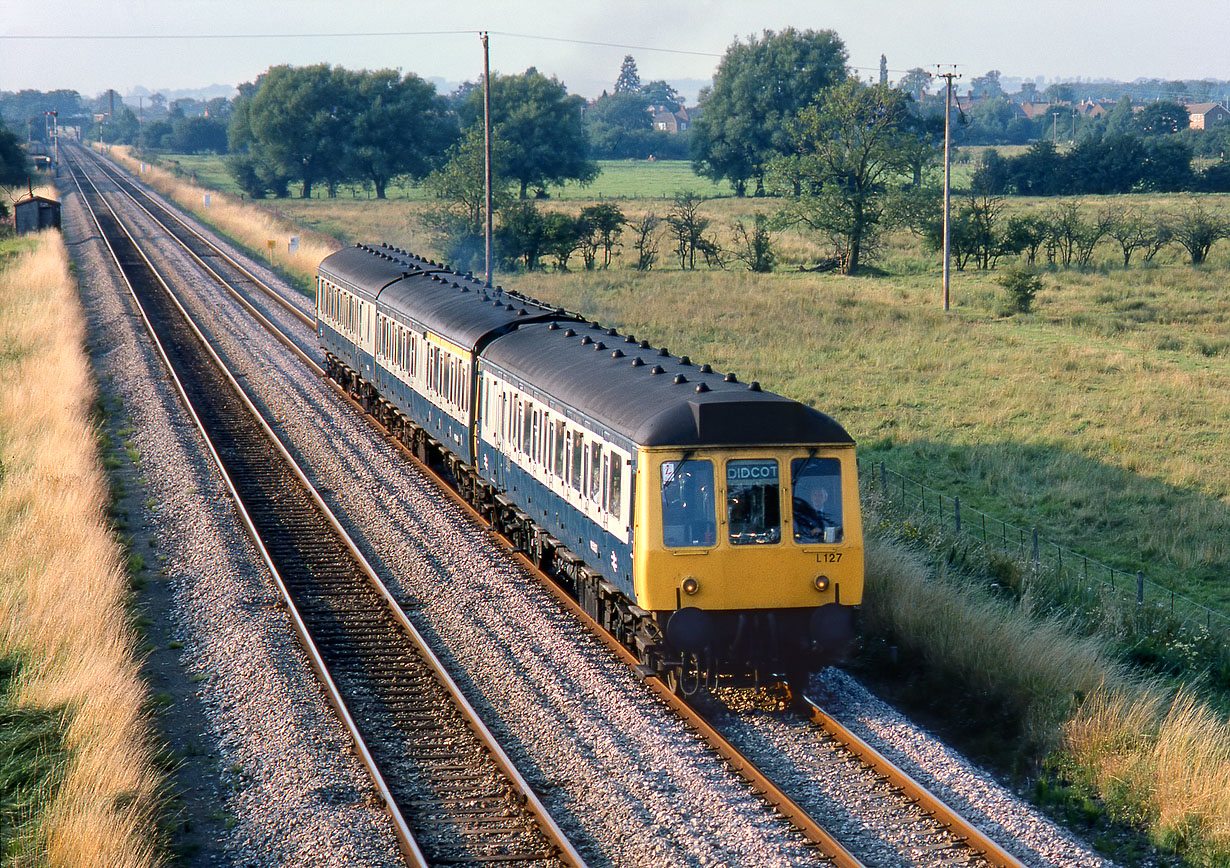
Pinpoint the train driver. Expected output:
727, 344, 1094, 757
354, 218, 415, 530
792, 468, 842, 544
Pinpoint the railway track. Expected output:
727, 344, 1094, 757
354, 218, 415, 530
66, 150, 587, 868
73, 146, 1035, 868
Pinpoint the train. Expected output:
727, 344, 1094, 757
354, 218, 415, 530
316, 243, 863, 692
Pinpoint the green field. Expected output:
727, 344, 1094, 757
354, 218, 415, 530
155, 155, 732, 201
135, 151, 1230, 614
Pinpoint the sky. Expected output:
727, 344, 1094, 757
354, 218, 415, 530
4, 0, 1230, 104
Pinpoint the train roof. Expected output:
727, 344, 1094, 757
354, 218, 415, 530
482, 321, 854, 449
318, 244, 572, 350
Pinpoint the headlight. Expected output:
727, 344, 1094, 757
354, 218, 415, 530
682, 577, 700, 595
814, 575, 830, 592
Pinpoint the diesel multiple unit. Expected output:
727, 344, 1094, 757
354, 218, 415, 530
317, 243, 863, 689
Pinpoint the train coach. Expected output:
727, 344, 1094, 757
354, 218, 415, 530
316, 243, 863, 691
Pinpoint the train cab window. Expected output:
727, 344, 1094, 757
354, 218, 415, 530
661, 460, 716, 548
791, 458, 843, 544
726, 459, 781, 545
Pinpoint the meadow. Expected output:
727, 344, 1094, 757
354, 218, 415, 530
110, 145, 1230, 864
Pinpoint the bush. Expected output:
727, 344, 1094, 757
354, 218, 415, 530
997, 266, 1042, 313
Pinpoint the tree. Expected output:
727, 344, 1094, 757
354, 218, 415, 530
542, 212, 584, 270
1135, 101, 1189, 136
344, 69, 456, 198
496, 202, 548, 270
0, 119, 27, 210
231, 64, 351, 198
769, 79, 917, 274
629, 213, 661, 271
666, 191, 712, 270
423, 126, 514, 271
969, 70, 1004, 100
577, 203, 625, 269
730, 214, 776, 272
614, 56, 641, 94
460, 68, 598, 199
641, 81, 682, 112
1168, 199, 1230, 264
692, 28, 848, 195
898, 68, 932, 101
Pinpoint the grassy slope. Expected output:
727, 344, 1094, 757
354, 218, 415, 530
0, 230, 159, 866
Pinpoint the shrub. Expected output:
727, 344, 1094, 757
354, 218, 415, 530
997, 266, 1043, 313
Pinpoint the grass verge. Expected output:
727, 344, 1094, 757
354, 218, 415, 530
0, 231, 159, 866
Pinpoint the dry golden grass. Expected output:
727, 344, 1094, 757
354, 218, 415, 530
860, 534, 1130, 747
99, 144, 340, 285
1064, 686, 1230, 864
0, 231, 159, 867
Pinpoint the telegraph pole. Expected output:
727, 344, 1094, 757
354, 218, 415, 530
936, 66, 960, 312
481, 31, 493, 288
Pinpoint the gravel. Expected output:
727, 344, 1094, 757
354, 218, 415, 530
62, 149, 1122, 868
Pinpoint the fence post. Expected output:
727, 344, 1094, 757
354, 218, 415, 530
880, 462, 887, 495
954, 497, 961, 535
1032, 528, 1039, 568
1137, 571, 1145, 605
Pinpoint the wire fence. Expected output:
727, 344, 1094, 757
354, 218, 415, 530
865, 460, 1229, 638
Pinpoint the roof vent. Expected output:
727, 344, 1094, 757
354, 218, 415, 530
606, 328, 617, 336
679, 356, 691, 366
594, 342, 606, 350
651, 365, 665, 375
674, 374, 688, 384
639, 340, 650, 349
695, 383, 710, 393
548, 322, 560, 330
625, 335, 637, 343
611, 349, 624, 358
631, 357, 643, 367
725, 373, 738, 383
748, 381, 761, 392
564, 329, 577, 337
580, 336, 593, 345
700, 363, 712, 373
590, 321, 602, 330
657, 347, 669, 357
516, 308, 527, 316
505, 304, 515, 311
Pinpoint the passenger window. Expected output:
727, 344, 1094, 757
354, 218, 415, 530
726, 459, 781, 545
661, 460, 716, 548
608, 458, 622, 520
791, 458, 844, 544
570, 432, 583, 491
590, 444, 602, 502
554, 422, 566, 477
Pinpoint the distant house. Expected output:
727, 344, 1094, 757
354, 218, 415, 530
649, 105, 691, 133
1186, 102, 1230, 130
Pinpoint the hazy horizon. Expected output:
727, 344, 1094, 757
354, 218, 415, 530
4, 1, 1229, 104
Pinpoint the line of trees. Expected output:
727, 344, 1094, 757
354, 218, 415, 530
924, 194, 1230, 270
972, 137, 1230, 196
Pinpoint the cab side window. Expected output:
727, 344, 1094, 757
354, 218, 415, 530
660, 460, 715, 548
791, 458, 843, 544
